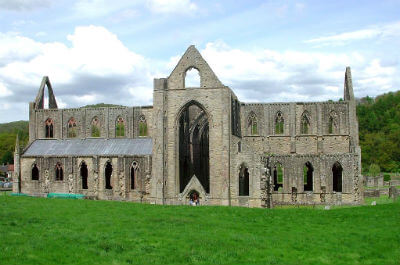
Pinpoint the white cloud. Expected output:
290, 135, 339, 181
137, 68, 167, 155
198, 41, 399, 102
0, 25, 154, 115
147, 0, 197, 14
0, 82, 12, 97
305, 21, 400, 46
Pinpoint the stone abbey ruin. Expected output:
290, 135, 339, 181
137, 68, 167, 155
13, 46, 363, 207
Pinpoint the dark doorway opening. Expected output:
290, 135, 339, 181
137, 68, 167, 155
81, 162, 88, 189
239, 164, 249, 196
179, 102, 209, 193
32, 164, 39, 180
303, 162, 313, 191
332, 162, 343, 192
105, 162, 113, 189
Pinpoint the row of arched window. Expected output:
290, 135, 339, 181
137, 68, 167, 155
44, 116, 148, 138
247, 110, 339, 136
31, 161, 140, 190
238, 161, 343, 196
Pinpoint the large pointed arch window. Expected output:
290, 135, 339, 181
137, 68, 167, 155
67, 117, 77, 138
91, 117, 100, 137
116, 117, 125, 137
139, 115, 148, 137
248, 112, 258, 135
45, 118, 54, 138
300, 112, 310, 134
275, 111, 284, 134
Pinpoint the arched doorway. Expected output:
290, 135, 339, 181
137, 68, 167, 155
80, 162, 88, 189
332, 162, 343, 192
178, 102, 209, 193
239, 164, 249, 196
303, 162, 313, 192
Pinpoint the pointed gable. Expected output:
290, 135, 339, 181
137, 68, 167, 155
34, 76, 58, 109
168, 45, 223, 90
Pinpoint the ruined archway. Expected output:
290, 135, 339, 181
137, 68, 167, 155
178, 101, 209, 193
332, 162, 343, 192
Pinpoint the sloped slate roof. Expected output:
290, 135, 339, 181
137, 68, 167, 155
22, 138, 152, 157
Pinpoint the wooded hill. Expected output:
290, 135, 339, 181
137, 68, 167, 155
1, 94, 399, 173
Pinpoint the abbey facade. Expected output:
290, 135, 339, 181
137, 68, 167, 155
13, 46, 363, 207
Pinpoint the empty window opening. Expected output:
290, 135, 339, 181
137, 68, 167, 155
273, 164, 283, 191
45, 118, 54, 138
31, 164, 39, 180
139, 115, 148, 137
105, 161, 113, 189
300, 112, 310, 134
81, 162, 88, 190
55, 162, 63, 181
238, 141, 241, 153
130, 162, 138, 190
239, 164, 249, 196
248, 113, 258, 135
179, 102, 209, 193
116, 117, 125, 137
67, 117, 77, 138
332, 162, 343, 192
275, 112, 284, 134
328, 111, 338, 134
91, 117, 100, 137
185, 67, 200, 88
303, 162, 313, 191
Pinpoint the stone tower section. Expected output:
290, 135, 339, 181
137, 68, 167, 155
344, 67, 359, 149
151, 45, 233, 205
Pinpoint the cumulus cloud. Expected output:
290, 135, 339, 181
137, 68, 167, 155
147, 0, 197, 14
305, 21, 400, 46
0, 0, 51, 11
198, 41, 399, 102
0, 25, 154, 122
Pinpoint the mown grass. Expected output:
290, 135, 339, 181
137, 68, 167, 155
0, 196, 399, 265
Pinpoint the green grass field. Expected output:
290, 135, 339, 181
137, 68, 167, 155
0, 195, 399, 265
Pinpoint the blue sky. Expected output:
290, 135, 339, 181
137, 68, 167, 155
0, 0, 399, 122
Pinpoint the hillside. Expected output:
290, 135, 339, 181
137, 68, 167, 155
0, 92, 399, 173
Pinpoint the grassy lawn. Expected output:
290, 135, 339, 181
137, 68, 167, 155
0, 196, 399, 265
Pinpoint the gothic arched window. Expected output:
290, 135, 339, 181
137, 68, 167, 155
67, 117, 77, 138
130, 161, 138, 190
185, 67, 200, 88
332, 162, 343, 192
300, 112, 310, 134
239, 164, 249, 196
31, 164, 39, 180
55, 162, 63, 181
80, 161, 88, 190
273, 163, 283, 191
275, 112, 284, 134
328, 111, 338, 134
45, 118, 54, 138
116, 117, 125, 137
105, 161, 112, 189
248, 113, 258, 135
303, 162, 313, 191
139, 115, 148, 137
91, 117, 100, 137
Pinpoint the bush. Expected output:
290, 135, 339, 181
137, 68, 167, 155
384, 174, 391, 181
369, 164, 381, 177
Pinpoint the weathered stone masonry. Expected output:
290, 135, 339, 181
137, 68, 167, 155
14, 45, 363, 207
